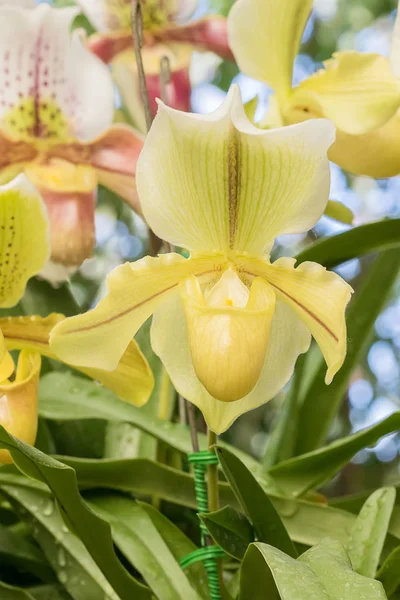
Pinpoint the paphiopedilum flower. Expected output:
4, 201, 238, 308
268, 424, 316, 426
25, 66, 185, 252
50, 86, 352, 434
228, 0, 400, 178
77, 0, 234, 131
0, 3, 144, 276
0, 173, 153, 462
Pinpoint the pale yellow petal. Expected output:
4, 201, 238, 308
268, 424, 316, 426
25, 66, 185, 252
0, 350, 41, 464
180, 269, 276, 402
137, 85, 335, 256
0, 337, 14, 382
50, 253, 226, 371
287, 52, 400, 135
228, 0, 312, 105
238, 257, 353, 383
0, 174, 50, 308
151, 295, 311, 434
0, 314, 153, 406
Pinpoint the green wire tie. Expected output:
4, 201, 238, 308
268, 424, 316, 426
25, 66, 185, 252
180, 450, 224, 600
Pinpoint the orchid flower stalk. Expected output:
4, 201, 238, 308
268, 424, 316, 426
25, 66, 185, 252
50, 86, 352, 434
0, 174, 153, 462
77, 0, 234, 131
0, 3, 144, 278
228, 0, 400, 178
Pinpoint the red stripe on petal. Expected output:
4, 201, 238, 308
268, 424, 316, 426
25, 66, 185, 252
146, 66, 191, 115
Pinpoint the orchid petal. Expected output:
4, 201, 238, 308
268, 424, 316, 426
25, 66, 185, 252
0, 4, 114, 142
0, 174, 49, 308
238, 257, 353, 384
112, 47, 192, 131
151, 294, 310, 434
0, 0, 35, 6
228, 0, 312, 104
25, 162, 96, 266
137, 85, 335, 255
50, 253, 227, 371
87, 31, 133, 63
180, 269, 276, 402
155, 16, 234, 60
0, 350, 40, 464
1, 314, 153, 406
0, 332, 14, 381
287, 52, 400, 135
76, 0, 131, 32
390, 0, 400, 79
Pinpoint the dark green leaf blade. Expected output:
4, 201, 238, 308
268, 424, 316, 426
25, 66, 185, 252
268, 413, 400, 497
378, 546, 400, 597
295, 249, 400, 453
295, 219, 400, 269
199, 506, 253, 559
216, 447, 297, 557
347, 487, 396, 578
0, 426, 151, 600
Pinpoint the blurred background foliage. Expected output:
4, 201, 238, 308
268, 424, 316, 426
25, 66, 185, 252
42, 0, 400, 496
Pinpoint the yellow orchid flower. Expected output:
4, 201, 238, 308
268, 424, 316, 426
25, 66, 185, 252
0, 3, 144, 280
228, 0, 400, 178
0, 174, 153, 462
50, 86, 352, 434
77, 0, 233, 131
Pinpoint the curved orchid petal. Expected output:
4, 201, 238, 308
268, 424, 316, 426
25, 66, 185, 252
1, 314, 154, 406
287, 52, 400, 136
0, 350, 41, 464
0, 333, 13, 381
50, 253, 227, 371
0, 4, 114, 143
151, 294, 310, 434
137, 85, 335, 255
0, 174, 49, 308
25, 162, 96, 266
237, 257, 353, 384
228, 0, 312, 105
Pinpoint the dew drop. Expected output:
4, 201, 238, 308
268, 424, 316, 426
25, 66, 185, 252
58, 570, 68, 584
58, 547, 67, 568
43, 499, 54, 517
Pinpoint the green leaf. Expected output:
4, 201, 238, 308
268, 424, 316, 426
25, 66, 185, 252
347, 487, 396, 578
0, 582, 35, 600
378, 546, 400, 597
199, 506, 253, 559
1, 485, 122, 600
324, 200, 354, 224
89, 495, 206, 600
240, 538, 388, 600
295, 249, 400, 453
26, 585, 72, 600
0, 426, 151, 600
268, 413, 400, 497
137, 502, 209, 598
295, 219, 400, 269
216, 447, 297, 557
39, 372, 259, 472
0, 522, 53, 581
22, 279, 80, 318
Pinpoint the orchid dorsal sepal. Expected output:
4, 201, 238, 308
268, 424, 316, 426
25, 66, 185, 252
50, 86, 352, 434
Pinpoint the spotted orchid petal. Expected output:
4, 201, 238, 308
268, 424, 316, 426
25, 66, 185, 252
237, 257, 353, 384
50, 253, 228, 371
228, 0, 312, 106
151, 294, 311, 434
286, 52, 400, 136
0, 314, 153, 406
137, 85, 335, 256
0, 174, 49, 308
0, 350, 41, 464
0, 4, 114, 144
